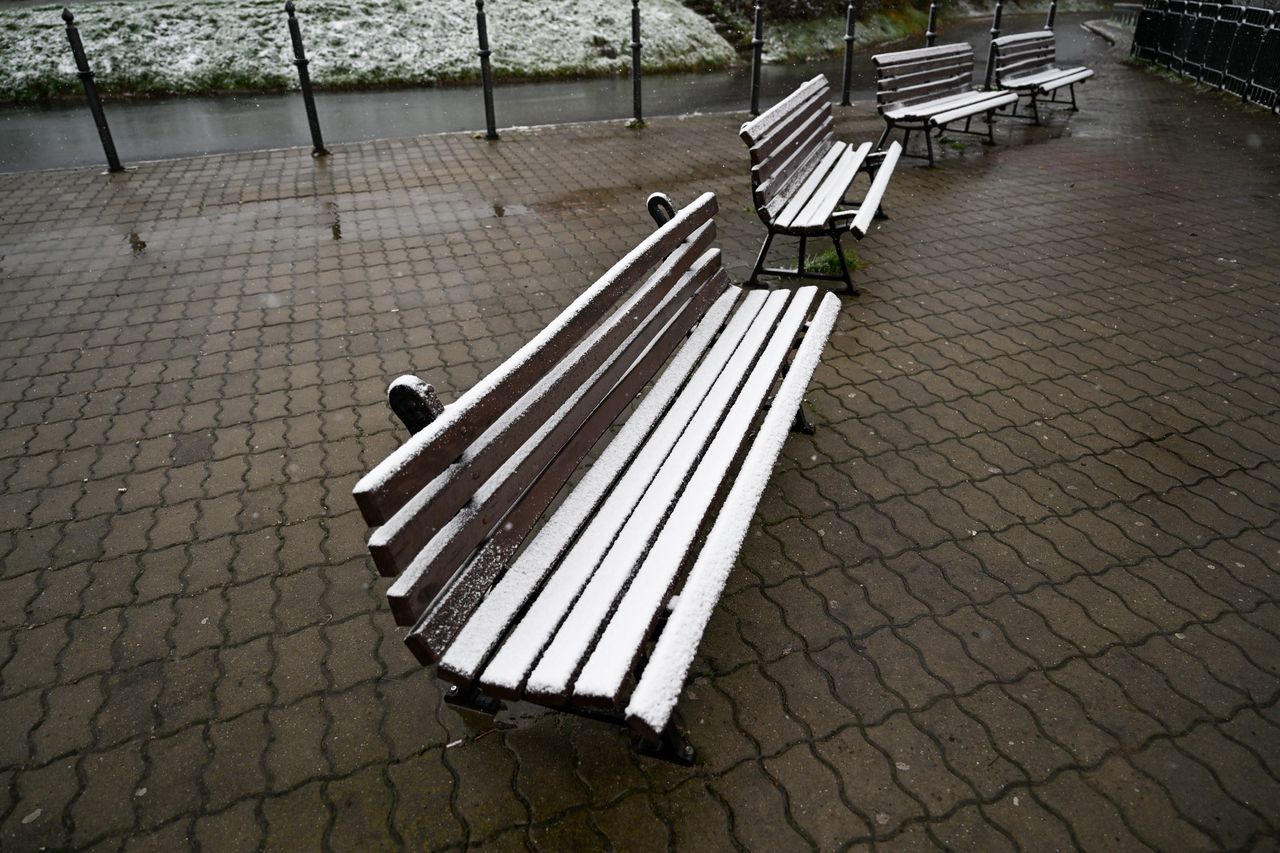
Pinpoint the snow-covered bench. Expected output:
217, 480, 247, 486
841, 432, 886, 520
990, 31, 1094, 123
352, 192, 840, 761
739, 74, 902, 294
872, 43, 1019, 167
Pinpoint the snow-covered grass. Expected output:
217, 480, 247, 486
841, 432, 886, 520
0, 0, 736, 103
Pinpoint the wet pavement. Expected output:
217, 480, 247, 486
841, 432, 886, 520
0, 13, 1095, 174
2, 26, 1280, 853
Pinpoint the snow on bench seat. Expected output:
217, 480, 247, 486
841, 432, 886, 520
354, 193, 844, 755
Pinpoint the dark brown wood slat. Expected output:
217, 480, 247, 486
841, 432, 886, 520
876, 60, 974, 92
760, 138, 837, 221
766, 142, 846, 225
751, 105, 832, 187
879, 73, 972, 108
369, 220, 718, 579
351, 192, 718, 527
385, 250, 725, 624
872, 43, 972, 69
415, 269, 735, 669
875, 52, 975, 79
752, 114, 835, 206
747, 89, 829, 168
739, 75, 828, 145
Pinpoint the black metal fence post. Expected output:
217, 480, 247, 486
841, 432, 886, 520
476, 0, 499, 139
631, 0, 643, 124
750, 0, 764, 115
984, 0, 1004, 88
285, 1, 328, 157
925, 1, 940, 46
840, 0, 858, 106
1045, 0, 1057, 30
62, 8, 123, 173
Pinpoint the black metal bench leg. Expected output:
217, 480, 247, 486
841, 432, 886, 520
750, 230, 775, 287
797, 235, 807, 274
792, 402, 817, 435
635, 723, 696, 765
963, 114, 973, 133
444, 684, 504, 716
1030, 94, 1041, 125
830, 232, 858, 295
1069, 82, 1078, 111
876, 123, 893, 151
924, 126, 936, 167
987, 111, 996, 145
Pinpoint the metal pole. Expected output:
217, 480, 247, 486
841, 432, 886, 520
840, 0, 858, 106
750, 0, 764, 115
984, 0, 1003, 89
476, 0, 499, 139
285, 1, 328, 157
925, 1, 939, 46
631, 0, 643, 124
1045, 0, 1057, 29
62, 8, 123, 173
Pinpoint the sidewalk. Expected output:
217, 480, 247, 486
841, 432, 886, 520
2, 35, 1279, 851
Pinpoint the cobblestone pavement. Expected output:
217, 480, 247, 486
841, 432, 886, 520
2, 30, 1280, 851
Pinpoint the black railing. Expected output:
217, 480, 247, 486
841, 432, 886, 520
1132, 0, 1279, 111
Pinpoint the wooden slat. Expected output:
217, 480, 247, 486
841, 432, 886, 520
931, 91, 1019, 126
883, 90, 992, 120
872, 42, 972, 67
739, 74, 828, 145
1003, 66, 1092, 89
879, 72, 972, 108
755, 122, 837, 216
367, 220, 717, 578
625, 289, 843, 740
351, 192, 718, 526
439, 288, 773, 685
747, 89, 829, 167
570, 287, 822, 708
384, 249, 724, 624
751, 106, 833, 193
405, 286, 743, 665
849, 142, 901, 238
769, 142, 847, 228
876, 59, 974, 92
786, 142, 871, 231
517, 289, 799, 702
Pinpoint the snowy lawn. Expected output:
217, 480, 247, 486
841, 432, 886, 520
0, 0, 736, 102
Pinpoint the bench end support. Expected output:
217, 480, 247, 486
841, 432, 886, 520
635, 723, 696, 766
388, 375, 445, 436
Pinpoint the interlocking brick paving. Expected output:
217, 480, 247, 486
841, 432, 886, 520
2, 34, 1279, 851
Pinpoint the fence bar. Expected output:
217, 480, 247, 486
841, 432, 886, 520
840, 0, 858, 105
750, 0, 764, 115
1045, 0, 1057, 29
631, 0, 643, 123
285, 1, 328, 157
476, 0, 499, 140
62, 8, 123, 173
925, 1, 940, 46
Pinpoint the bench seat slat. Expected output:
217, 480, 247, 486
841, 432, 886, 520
406, 284, 742, 665
1003, 67, 1094, 91
385, 248, 722, 624
479, 290, 790, 696
438, 287, 768, 682
571, 287, 822, 705
519, 289, 802, 701
930, 92, 1019, 126
625, 290, 844, 739
352, 194, 718, 526
739, 75, 828, 146
768, 141, 846, 227
753, 114, 836, 210
784, 142, 872, 232
883, 89, 995, 120
848, 142, 903, 238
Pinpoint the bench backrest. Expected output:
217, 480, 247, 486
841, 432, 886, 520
991, 31, 1058, 85
352, 193, 731, 629
872, 43, 977, 114
739, 75, 837, 225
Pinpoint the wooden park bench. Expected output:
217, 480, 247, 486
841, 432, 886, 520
872, 42, 1019, 167
740, 74, 902, 294
988, 31, 1094, 123
352, 192, 841, 761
